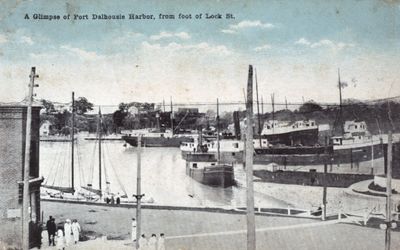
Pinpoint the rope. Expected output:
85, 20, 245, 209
104, 142, 128, 196
87, 138, 97, 185
44, 141, 63, 185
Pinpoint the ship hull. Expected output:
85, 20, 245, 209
123, 135, 193, 147
186, 165, 235, 187
254, 142, 384, 166
181, 150, 243, 164
261, 127, 319, 146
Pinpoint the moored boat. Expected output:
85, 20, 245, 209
185, 152, 235, 187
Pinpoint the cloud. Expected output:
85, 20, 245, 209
60, 45, 103, 60
113, 31, 143, 44
150, 31, 191, 41
142, 41, 232, 56
254, 44, 272, 51
0, 34, 8, 44
20, 35, 34, 45
295, 38, 355, 51
295, 38, 311, 46
222, 20, 275, 34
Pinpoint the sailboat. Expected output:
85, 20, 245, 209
41, 92, 77, 196
185, 99, 235, 187
79, 108, 129, 200
42, 95, 128, 201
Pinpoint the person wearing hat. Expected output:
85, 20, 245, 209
64, 219, 73, 246
148, 234, 157, 249
139, 234, 148, 250
131, 218, 137, 242
157, 233, 165, 250
46, 216, 57, 246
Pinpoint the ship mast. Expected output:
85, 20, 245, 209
338, 68, 344, 135
71, 92, 75, 193
170, 97, 174, 135
216, 98, 220, 162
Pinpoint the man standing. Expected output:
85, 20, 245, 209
71, 219, 81, 244
157, 233, 165, 250
64, 219, 73, 246
46, 216, 56, 246
131, 218, 137, 242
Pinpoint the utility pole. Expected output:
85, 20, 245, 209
22, 67, 38, 250
216, 98, 220, 162
322, 137, 328, 221
385, 131, 393, 250
71, 92, 75, 193
245, 65, 256, 250
135, 135, 144, 249
98, 108, 102, 196
254, 68, 262, 148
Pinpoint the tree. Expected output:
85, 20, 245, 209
299, 101, 323, 114
41, 99, 55, 114
75, 97, 94, 115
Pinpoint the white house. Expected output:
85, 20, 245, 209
40, 120, 53, 136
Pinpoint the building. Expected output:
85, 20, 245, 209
0, 103, 43, 249
39, 120, 54, 136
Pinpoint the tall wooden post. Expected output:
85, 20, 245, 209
245, 65, 256, 250
385, 131, 393, 250
71, 92, 75, 192
216, 98, 220, 162
22, 67, 38, 250
98, 109, 102, 195
136, 135, 143, 249
322, 137, 328, 221
255, 68, 262, 148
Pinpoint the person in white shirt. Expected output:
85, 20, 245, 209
71, 219, 81, 244
157, 233, 165, 250
131, 218, 137, 242
139, 234, 148, 250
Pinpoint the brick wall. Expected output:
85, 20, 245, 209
0, 105, 41, 248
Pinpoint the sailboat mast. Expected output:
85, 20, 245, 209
98, 108, 102, 195
271, 93, 275, 134
255, 68, 262, 148
338, 68, 344, 135
216, 98, 220, 162
170, 97, 174, 135
71, 92, 75, 192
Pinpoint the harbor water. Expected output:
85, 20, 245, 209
40, 138, 288, 208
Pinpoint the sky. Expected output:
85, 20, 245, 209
0, 0, 399, 112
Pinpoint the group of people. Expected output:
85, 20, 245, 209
46, 216, 81, 249
132, 218, 165, 250
105, 193, 121, 204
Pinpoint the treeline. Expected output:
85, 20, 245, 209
39, 98, 400, 135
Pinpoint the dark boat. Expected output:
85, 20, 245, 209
260, 120, 319, 146
122, 130, 194, 147
185, 153, 235, 187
